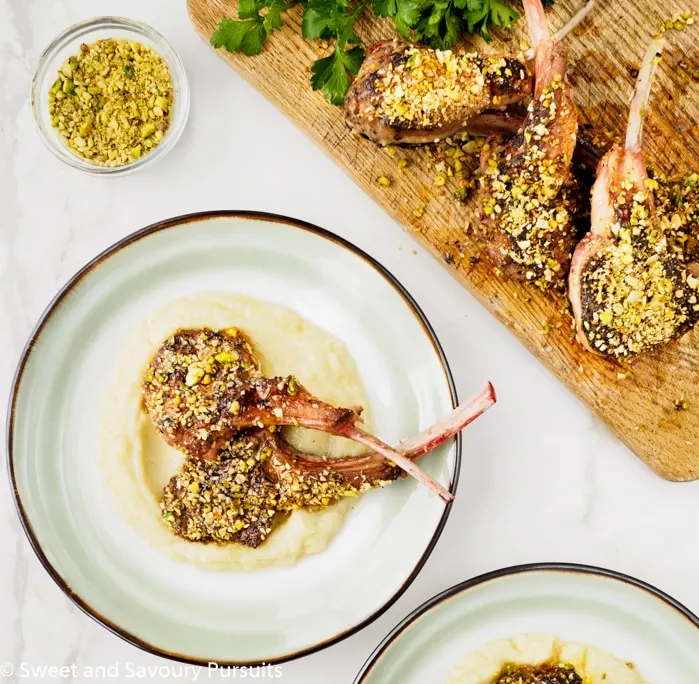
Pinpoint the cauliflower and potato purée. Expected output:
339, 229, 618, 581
99, 293, 371, 571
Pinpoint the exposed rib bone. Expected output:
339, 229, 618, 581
523, 0, 552, 52
625, 36, 664, 153
269, 382, 497, 487
222, 377, 456, 502
525, 0, 597, 59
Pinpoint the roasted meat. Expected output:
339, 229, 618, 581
569, 37, 699, 358
144, 327, 454, 501
431, 109, 613, 170
345, 39, 532, 145
344, 2, 594, 146
474, 0, 579, 289
144, 327, 263, 459
161, 433, 281, 548
161, 383, 496, 547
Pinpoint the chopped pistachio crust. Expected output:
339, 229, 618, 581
372, 45, 528, 129
161, 433, 383, 548
580, 182, 699, 357
48, 38, 173, 166
495, 663, 583, 684
148, 327, 394, 548
271, 451, 380, 511
654, 173, 699, 264
161, 436, 278, 547
143, 328, 261, 458
480, 76, 577, 288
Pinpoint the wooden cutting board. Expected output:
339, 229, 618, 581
188, 0, 699, 480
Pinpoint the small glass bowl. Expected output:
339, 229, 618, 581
31, 17, 190, 176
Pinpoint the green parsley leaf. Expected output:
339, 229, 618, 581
264, 4, 285, 32
302, 6, 336, 40
343, 44, 365, 72
302, 0, 362, 45
304, 0, 365, 103
370, 0, 392, 15
371, 0, 421, 39
211, 18, 265, 56
412, 1, 463, 49
238, 0, 266, 20
211, 0, 294, 57
465, 0, 519, 41
240, 21, 267, 54
410, 0, 521, 47
311, 44, 364, 105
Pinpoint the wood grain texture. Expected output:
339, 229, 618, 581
188, 0, 699, 480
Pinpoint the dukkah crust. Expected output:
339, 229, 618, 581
345, 38, 532, 145
579, 174, 699, 357
143, 327, 261, 460
654, 172, 699, 265
161, 433, 280, 547
160, 431, 388, 548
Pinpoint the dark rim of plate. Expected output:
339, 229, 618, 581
353, 562, 699, 683
6, 210, 462, 667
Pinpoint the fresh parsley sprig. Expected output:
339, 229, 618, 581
463, 0, 521, 42
406, 0, 520, 47
303, 0, 366, 105
211, 0, 294, 56
211, 0, 553, 104
370, 0, 421, 40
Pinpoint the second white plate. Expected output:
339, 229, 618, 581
355, 564, 699, 683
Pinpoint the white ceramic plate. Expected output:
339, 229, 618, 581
355, 563, 699, 683
7, 212, 460, 665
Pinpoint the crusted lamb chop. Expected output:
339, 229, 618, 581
344, 2, 594, 146
569, 37, 699, 358
144, 327, 453, 501
345, 40, 532, 145
161, 383, 496, 547
474, 0, 579, 289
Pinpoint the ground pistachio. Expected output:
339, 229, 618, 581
48, 37, 173, 167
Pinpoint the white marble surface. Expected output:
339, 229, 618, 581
1, 1, 698, 683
